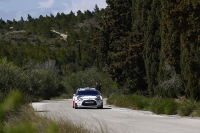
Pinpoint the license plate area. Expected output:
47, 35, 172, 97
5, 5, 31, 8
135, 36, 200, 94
82, 100, 97, 106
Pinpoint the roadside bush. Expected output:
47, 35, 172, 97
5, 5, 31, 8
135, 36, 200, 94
107, 93, 200, 117
106, 94, 119, 105
0, 58, 29, 101
177, 99, 196, 116
107, 94, 149, 110
106, 94, 128, 107
129, 95, 149, 110
28, 69, 62, 100
115, 95, 129, 107
0, 57, 64, 101
150, 100, 165, 114
150, 98, 178, 115
164, 99, 178, 115
107, 94, 180, 116
191, 102, 200, 117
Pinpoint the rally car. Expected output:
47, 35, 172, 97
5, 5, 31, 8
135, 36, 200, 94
72, 87, 103, 109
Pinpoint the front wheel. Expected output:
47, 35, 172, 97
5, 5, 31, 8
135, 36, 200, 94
97, 105, 103, 109
72, 101, 75, 108
74, 103, 78, 109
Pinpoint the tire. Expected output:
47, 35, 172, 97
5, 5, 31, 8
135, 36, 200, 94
75, 103, 78, 109
97, 105, 103, 109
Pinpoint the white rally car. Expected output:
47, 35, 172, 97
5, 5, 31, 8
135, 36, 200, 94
72, 87, 103, 109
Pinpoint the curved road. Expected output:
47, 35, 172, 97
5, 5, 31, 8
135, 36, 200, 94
31, 99, 200, 133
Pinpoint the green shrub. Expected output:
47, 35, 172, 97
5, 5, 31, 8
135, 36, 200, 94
106, 94, 115, 105
141, 98, 178, 115
130, 95, 149, 110
28, 69, 62, 100
107, 94, 200, 117
193, 104, 200, 117
107, 94, 149, 110
0, 57, 65, 101
150, 98, 165, 114
195, 103, 200, 117
164, 99, 178, 115
107, 94, 125, 107
177, 99, 196, 116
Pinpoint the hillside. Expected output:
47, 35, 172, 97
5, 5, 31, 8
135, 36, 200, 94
0, 7, 105, 71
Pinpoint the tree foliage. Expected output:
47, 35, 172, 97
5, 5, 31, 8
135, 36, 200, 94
1, 2, 200, 100
92, 0, 200, 100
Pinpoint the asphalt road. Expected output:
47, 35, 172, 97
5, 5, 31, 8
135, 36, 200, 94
31, 99, 200, 133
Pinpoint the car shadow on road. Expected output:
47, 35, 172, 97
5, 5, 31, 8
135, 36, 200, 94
78, 107, 112, 110
35, 110, 49, 112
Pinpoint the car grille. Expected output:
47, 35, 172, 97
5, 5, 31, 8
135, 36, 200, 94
82, 100, 97, 106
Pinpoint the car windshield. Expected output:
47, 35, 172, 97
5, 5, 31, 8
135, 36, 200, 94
77, 90, 98, 95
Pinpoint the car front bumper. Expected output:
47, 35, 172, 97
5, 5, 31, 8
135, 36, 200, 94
75, 99, 103, 108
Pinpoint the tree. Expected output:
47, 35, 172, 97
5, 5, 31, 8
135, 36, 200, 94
93, 0, 147, 92
27, 14, 33, 22
77, 10, 85, 22
142, 0, 162, 96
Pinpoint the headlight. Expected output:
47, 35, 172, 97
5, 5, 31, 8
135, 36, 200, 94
95, 96, 101, 100
77, 96, 83, 101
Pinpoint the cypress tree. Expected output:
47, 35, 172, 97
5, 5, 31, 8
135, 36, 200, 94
142, 0, 161, 96
95, 0, 133, 89
157, 0, 183, 97
158, 0, 200, 99
92, 0, 148, 92
178, 0, 200, 100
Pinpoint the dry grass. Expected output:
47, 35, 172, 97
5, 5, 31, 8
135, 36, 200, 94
3, 105, 92, 133
4, 104, 111, 133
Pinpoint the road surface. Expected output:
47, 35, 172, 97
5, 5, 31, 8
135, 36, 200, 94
31, 99, 200, 133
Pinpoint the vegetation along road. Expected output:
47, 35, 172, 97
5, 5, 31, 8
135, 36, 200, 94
31, 99, 200, 133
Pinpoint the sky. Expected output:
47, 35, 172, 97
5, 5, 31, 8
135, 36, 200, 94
0, 0, 107, 21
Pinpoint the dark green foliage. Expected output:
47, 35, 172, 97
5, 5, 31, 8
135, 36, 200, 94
28, 69, 61, 100
61, 67, 118, 97
158, 0, 200, 99
0, 58, 28, 101
0, 57, 64, 101
90, 0, 200, 100
143, 0, 161, 96
93, 0, 147, 93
